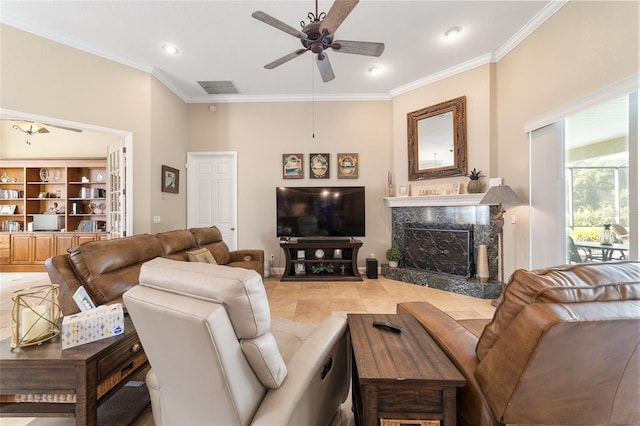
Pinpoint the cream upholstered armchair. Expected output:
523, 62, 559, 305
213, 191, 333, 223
123, 258, 350, 426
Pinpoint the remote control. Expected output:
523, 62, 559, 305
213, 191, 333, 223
372, 320, 402, 333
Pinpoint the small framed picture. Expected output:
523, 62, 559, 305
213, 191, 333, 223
451, 183, 461, 195
283, 154, 304, 179
337, 153, 358, 179
295, 263, 306, 275
0, 204, 17, 215
309, 153, 330, 179
161, 165, 179, 194
334, 249, 342, 259
398, 185, 409, 197
297, 250, 305, 260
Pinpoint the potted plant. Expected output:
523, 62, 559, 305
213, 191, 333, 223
386, 247, 402, 268
311, 263, 334, 274
467, 168, 485, 193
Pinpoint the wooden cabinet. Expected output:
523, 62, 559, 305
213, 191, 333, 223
280, 239, 363, 281
10, 233, 54, 265
54, 233, 98, 256
0, 234, 10, 265
0, 159, 108, 271
0, 158, 106, 234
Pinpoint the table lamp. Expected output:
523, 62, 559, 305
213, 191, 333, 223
480, 184, 522, 306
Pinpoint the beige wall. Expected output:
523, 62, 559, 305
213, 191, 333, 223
495, 0, 639, 274
391, 64, 495, 192
186, 101, 392, 265
0, 25, 187, 234
150, 77, 188, 233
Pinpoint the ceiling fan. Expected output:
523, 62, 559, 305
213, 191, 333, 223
2, 119, 82, 145
252, 0, 385, 83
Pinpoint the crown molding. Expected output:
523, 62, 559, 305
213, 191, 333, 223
0, 16, 153, 76
495, 0, 568, 61
389, 54, 494, 98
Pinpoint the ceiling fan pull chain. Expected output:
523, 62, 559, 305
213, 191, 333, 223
312, 56, 315, 139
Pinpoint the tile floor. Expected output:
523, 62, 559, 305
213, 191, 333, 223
0, 271, 496, 425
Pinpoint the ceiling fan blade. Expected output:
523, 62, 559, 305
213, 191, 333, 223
332, 40, 385, 57
265, 49, 308, 69
47, 123, 83, 133
252, 11, 308, 40
316, 54, 335, 83
320, 0, 359, 36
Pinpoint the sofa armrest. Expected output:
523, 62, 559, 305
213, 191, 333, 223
229, 249, 264, 263
45, 255, 83, 315
251, 314, 350, 426
476, 301, 640, 425
397, 302, 499, 426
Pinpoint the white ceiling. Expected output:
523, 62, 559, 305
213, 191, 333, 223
0, 0, 562, 102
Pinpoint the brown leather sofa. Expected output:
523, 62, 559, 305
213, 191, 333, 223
398, 260, 640, 426
45, 226, 264, 315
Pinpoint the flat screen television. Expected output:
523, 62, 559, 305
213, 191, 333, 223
276, 186, 365, 238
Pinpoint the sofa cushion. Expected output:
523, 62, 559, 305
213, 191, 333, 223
190, 227, 231, 264
139, 258, 287, 388
186, 248, 217, 264
477, 261, 640, 360
156, 229, 197, 256
67, 234, 163, 306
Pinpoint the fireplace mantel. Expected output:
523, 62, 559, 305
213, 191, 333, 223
384, 194, 485, 208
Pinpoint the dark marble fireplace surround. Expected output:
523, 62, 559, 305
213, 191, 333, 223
386, 204, 502, 299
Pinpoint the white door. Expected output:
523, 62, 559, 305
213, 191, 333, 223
107, 144, 127, 238
187, 152, 238, 250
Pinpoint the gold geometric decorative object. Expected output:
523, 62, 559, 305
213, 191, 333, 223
11, 284, 61, 348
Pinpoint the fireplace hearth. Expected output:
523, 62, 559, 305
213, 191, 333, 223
386, 203, 501, 299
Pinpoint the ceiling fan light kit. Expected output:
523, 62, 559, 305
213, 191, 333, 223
444, 26, 463, 40
252, 0, 385, 83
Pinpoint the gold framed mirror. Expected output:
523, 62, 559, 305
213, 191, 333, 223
407, 96, 467, 180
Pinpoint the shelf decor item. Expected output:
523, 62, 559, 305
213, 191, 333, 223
39, 168, 50, 182
466, 168, 484, 193
11, 284, 61, 348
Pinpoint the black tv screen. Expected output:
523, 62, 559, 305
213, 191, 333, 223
276, 186, 365, 237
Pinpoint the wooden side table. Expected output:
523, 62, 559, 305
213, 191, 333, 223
0, 315, 149, 425
348, 314, 466, 426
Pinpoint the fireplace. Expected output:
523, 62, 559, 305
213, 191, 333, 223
404, 225, 474, 277
385, 202, 502, 299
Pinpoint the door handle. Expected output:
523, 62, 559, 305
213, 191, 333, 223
230, 227, 236, 231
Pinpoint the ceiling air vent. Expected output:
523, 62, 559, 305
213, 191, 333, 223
198, 81, 239, 95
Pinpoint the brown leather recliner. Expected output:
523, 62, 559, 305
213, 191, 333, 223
45, 226, 264, 314
398, 261, 640, 425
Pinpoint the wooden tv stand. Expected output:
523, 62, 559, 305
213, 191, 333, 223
280, 239, 363, 281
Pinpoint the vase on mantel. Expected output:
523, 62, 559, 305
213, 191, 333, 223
467, 168, 485, 193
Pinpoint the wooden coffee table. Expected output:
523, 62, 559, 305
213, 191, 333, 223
348, 314, 466, 426
0, 315, 149, 425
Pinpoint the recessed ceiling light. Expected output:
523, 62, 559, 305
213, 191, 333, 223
368, 66, 382, 76
444, 26, 462, 41
162, 44, 180, 55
